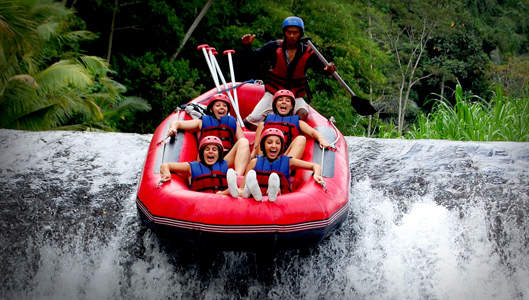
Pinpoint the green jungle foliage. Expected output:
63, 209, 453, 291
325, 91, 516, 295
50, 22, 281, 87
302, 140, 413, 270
384, 84, 529, 141
0, 0, 150, 131
2, 0, 528, 140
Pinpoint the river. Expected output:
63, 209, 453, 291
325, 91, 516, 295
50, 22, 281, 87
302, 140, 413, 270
0, 129, 528, 299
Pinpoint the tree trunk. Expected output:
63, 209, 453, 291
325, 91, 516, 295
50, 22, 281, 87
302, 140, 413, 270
106, 0, 119, 63
368, 15, 373, 137
440, 73, 445, 100
171, 0, 214, 62
397, 75, 405, 135
396, 20, 431, 135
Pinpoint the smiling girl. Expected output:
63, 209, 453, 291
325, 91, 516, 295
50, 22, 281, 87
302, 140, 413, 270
160, 135, 238, 194
232, 128, 324, 201
167, 93, 249, 175
251, 89, 330, 160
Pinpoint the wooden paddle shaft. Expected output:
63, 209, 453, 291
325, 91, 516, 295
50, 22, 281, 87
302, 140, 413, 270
305, 40, 358, 98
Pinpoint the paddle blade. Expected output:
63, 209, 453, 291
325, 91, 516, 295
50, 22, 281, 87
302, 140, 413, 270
351, 95, 377, 116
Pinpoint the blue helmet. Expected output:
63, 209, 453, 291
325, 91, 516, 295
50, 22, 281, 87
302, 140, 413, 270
282, 16, 304, 32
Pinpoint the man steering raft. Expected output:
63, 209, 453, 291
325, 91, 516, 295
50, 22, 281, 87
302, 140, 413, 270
240, 16, 336, 127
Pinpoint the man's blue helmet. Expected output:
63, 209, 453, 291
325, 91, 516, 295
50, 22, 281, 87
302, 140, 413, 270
282, 16, 304, 31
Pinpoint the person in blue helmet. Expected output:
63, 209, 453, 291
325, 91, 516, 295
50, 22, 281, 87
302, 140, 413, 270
240, 16, 336, 128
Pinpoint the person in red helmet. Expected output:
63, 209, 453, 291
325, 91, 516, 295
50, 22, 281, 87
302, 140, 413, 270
167, 93, 249, 175
160, 135, 239, 195
250, 89, 330, 160
230, 128, 324, 201
240, 16, 336, 127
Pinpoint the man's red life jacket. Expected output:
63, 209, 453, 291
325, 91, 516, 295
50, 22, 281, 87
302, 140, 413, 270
265, 41, 313, 98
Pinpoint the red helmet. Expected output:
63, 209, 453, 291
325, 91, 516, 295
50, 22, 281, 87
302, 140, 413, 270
260, 127, 286, 157
198, 135, 224, 164
206, 93, 231, 116
272, 89, 295, 115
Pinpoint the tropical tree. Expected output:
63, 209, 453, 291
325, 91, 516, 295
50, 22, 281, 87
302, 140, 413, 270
0, 0, 150, 131
1, 55, 151, 130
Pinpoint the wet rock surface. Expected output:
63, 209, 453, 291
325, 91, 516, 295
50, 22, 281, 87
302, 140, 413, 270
0, 129, 528, 299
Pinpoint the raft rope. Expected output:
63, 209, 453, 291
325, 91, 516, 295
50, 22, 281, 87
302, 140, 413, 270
319, 116, 340, 191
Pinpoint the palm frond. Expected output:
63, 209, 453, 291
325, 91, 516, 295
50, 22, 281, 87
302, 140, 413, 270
60, 30, 98, 43
102, 96, 151, 122
36, 59, 93, 91
84, 97, 104, 121
0, 76, 43, 128
114, 96, 152, 113
30, 0, 72, 23
79, 56, 112, 76
10, 103, 58, 130
36, 21, 58, 40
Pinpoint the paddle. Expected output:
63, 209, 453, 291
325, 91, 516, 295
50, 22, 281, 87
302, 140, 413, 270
300, 37, 377, 116
197, 44, 245, 127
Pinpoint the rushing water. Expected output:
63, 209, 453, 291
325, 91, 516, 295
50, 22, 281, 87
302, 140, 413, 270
0, 129, 528, 299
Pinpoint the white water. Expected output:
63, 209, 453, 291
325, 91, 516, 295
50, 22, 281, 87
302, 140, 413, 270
347, 181, 524, 299
1, 130, 528, 299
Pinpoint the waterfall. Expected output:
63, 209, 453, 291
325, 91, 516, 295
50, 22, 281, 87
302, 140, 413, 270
1, 129, 528, 299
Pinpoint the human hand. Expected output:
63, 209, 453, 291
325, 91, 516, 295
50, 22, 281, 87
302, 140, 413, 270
313, 174, 325, 186
160, 174, 171, 182
324, 62, 336, 74
168, 125, 178, 136
319, 139, 330, 149
241, 34, 256, 45
160, 164, 171, 182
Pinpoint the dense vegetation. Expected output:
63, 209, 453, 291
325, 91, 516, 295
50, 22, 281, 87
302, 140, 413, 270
0, 0, 151, 131
1, 0, 528, 140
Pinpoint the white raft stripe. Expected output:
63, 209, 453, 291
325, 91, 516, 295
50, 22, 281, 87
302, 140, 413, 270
136, 198, 348, 234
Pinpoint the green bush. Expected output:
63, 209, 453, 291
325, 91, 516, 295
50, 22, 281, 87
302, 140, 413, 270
404, 84, 529, 141
115, 52, 203, 133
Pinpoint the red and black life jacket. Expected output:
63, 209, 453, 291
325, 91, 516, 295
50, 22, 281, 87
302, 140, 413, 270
189, 160, 228, 193
263, 114, 300, 149
265, 40, 313, 98
201, 115, 236, 154
254, 155, 291, 194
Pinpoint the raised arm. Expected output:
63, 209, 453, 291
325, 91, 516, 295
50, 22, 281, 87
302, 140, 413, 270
299, 120, 330, 149
168, 119, 202, 136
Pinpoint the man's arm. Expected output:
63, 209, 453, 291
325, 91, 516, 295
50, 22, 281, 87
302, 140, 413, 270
240, 38, 280, 61
306, 44, 336, 74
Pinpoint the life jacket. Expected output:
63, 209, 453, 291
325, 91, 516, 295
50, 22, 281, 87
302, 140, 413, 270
264, 114, 300, 148
254, 155, 291, 194
201, 115, 236, 153
266, 40, 313, 98
189, 160, 228, 193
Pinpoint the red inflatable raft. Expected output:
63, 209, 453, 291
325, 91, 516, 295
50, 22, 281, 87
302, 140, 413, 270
136, 82, 349, 249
